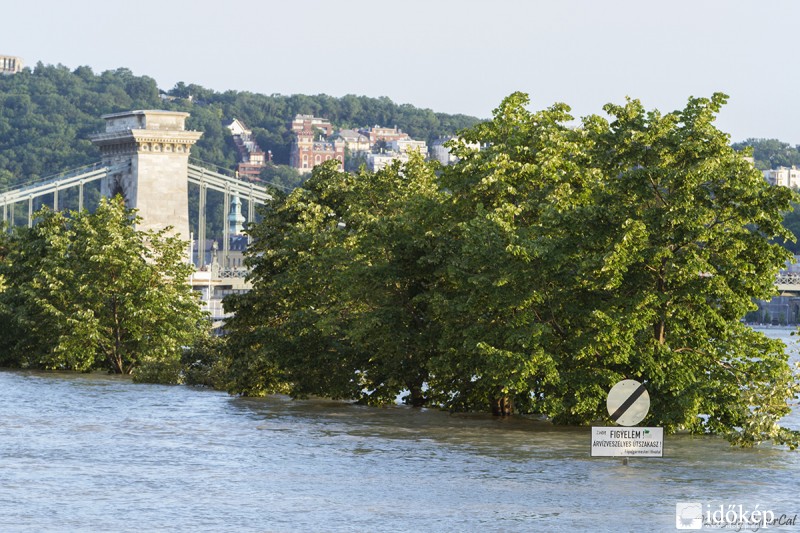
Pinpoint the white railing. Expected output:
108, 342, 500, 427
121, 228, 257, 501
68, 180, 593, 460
187, 164, 272, 203
776, 272, 800, 286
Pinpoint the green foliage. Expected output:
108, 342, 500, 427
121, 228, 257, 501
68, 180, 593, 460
572, 94, 800, 447
181, 335, 231, 389
223, 161, 364, 398
225, 92, 800, 448
0, 197, 208, 380
779, 202, 800, 254
0, 64, 161, 188
224, 156, 445, 405
258, 163, 305, 192
733, 138, 800, 171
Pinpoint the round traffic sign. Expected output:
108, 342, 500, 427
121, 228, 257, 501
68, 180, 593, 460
607, 379, 649, 426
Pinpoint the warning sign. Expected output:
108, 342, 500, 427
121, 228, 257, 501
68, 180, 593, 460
591, 426, 663, 457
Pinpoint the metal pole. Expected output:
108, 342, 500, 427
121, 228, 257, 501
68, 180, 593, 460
189, 232, 194, 268
9, 203, 14, 227
53, 182, 59, 211
79, 180, 84, 211
223, 186, 230, 269
198, 179, 206, 267
28, 196, 33, 227
247, 195, 255, 246
248, 184, 255, 245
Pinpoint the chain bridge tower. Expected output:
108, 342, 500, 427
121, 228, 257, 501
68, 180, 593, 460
90, 110, 203, 238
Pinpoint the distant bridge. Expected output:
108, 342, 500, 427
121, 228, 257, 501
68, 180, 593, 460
0, 109, 274, 327
775, 272, 800, 296
0, 161, 270, 266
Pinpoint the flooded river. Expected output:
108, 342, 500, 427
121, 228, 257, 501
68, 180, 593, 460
1, 328, 798, 532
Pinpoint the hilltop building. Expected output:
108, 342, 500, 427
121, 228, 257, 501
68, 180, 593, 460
227, 118, 268, 180
388, 138, 427, 155
366, 152, 406, 172
287, 116, 434, 174
291, 114, 334, 136
289, 114, 344, 174
764, 166, 800, 189
336, 129, 372, 153
360, 125, 410, 149
363, 137, 427, 172
0, 55, 23, 75
430, 136, 481, 165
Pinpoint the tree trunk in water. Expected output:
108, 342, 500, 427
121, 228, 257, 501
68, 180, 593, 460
406, 384, 426, 407
110, 297, 125, 374
492, 395, 514, 416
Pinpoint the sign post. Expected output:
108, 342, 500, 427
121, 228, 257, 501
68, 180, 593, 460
591, 379, 664, 458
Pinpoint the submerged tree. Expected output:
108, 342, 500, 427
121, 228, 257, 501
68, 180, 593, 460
225, 156, 444, 405
571, 94, 800, 446
225, 93, 800, 448
0, 197, 207, 380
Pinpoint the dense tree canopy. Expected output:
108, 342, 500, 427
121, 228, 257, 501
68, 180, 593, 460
223, 93, 800, 448
0, 197, 208, 380
733, 138, 800, 171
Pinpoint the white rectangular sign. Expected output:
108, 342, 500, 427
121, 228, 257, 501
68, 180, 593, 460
591, 426, 663, 457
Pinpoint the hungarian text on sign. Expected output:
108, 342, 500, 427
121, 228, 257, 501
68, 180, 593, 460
591, 426, 663, 457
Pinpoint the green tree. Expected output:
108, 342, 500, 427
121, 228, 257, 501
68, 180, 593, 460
334, 154, 445, 406
779, 202, 800, 253
258, 163, 304, 192
224, 92, 800, 448
223, 162, 360, 398
0, 197, 207, 380
570, 94, 800, 446
431, 94, 586, 416
224, 156, 445, 406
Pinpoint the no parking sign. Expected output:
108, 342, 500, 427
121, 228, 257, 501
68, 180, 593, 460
591, 380, 663, 458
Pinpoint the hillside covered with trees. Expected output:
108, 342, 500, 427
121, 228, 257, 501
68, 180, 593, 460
733, 138, 800, 171
0, 62, 480, 190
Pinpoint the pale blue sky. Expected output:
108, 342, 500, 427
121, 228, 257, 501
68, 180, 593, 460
4, 0, 798, 144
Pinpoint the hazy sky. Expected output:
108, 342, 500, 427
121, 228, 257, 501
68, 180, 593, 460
3, 0, 798, 144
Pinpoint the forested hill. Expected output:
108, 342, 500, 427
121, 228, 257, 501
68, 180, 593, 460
732, 138, 800, 171
0, 62, 481, 188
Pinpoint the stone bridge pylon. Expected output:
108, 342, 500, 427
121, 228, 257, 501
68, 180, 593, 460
90, 110, 203, 239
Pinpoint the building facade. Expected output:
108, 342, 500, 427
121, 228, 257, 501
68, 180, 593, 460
388, 138, 427, 155
228, 118, 268, 180
336, 129, 372, 153
291, 114, 334, 136
289, 115, 344, 174
430, 136, 481, 165
0, 55, 22, 75
764, 166, 800, 189
360, 125, 410, 148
